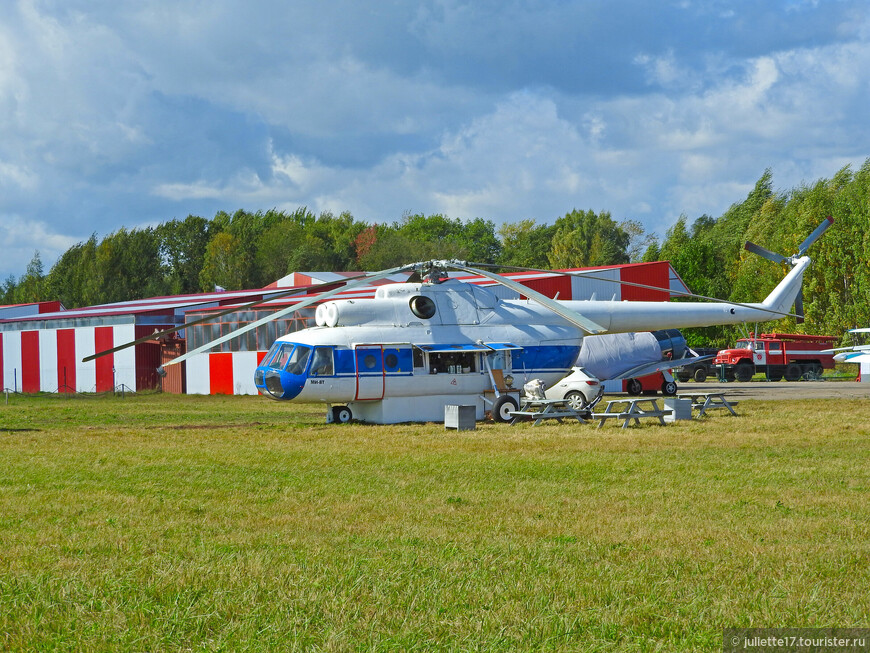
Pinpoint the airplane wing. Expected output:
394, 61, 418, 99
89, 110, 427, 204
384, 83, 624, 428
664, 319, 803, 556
608, 355, 716, 381
834, 350, 870, 364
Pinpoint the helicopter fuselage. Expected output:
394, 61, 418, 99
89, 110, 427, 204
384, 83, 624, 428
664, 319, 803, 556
253, 261, 807, 423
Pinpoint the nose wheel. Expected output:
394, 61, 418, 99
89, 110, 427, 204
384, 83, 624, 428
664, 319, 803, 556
330, 405, 353, 424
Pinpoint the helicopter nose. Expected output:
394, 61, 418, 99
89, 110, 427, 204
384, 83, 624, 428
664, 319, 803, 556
255, 367, 306, 400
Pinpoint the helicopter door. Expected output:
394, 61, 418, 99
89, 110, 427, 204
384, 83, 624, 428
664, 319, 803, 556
355, 345, 385, 400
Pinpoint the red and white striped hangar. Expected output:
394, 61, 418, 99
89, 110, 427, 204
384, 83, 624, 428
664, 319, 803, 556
1, 262, 688, 396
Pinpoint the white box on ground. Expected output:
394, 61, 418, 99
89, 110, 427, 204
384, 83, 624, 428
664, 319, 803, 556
663, 397, 692, 422
444, 405, 476, 430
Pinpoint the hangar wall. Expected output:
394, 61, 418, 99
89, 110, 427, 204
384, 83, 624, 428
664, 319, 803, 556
1, 324, 137, 393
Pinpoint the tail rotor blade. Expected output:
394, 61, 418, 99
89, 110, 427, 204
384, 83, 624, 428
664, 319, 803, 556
745, 241, 787, 264
794, 290, 804, 324
798, 216, 834, 256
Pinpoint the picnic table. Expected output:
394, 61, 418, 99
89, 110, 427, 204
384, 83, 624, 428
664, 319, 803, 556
510, 397, 588, 426
593, 397, 671, 428
678, 392, 738, 417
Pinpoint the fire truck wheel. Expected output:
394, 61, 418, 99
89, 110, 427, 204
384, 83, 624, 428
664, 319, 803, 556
735, 361, 754, 382
784, 363, 802, 382
661, 380, 678, 396
693, 367, 707, 383
626, 379, 643, 396
492, 395, 518, 423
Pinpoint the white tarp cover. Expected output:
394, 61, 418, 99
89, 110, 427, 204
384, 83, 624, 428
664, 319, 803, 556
576, 332, 661, 380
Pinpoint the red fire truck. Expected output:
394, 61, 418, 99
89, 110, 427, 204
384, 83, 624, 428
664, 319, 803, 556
714, 333, 837, 382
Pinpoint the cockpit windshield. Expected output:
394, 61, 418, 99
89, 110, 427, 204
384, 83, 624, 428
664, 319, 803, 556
266, 343, 312, 374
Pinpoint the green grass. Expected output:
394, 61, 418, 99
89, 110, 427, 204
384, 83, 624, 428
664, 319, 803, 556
1, 393, 869, 651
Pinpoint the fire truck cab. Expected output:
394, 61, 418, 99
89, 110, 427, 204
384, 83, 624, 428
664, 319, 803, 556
714, 333, 836, 382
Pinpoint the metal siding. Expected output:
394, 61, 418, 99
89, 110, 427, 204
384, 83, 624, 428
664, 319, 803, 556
39, 329, 58, 392
620, 262, 669, 301
209, 352, 234, 395
113, 325, 136, 391
519, 276, 573, 300
21, 331, 40, 393
570, 269, 622, 301
57, 329, 77, 393
232, 351, 261, 395
75, 327, 96, 392
134, 325, 161, 391
94, 327, 115, 392
185, 354, 210, 395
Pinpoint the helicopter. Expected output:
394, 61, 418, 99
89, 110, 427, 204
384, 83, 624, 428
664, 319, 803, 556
90, 218, 832, 424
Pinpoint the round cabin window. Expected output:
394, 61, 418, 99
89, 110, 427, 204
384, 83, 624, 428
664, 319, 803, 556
409, 296, 436, 319
384, 352, 399, 369
364, 354, 377, 369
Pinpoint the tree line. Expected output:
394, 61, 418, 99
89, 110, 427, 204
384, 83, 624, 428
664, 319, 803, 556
4, 159, 869, 346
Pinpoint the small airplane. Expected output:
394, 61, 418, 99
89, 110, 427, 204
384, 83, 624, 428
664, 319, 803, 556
92, 217, 832, 424
823, 328, 870, 380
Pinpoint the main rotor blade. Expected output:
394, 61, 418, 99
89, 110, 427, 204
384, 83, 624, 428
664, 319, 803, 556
447, 261, 607, 334
81, 273, 396, 363
468, 263, 802, 320
798, 216, 834, 256
745, 241, 787, 264
159, 263, 419, 370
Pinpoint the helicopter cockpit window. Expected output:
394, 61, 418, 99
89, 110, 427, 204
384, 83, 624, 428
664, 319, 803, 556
409, 296, 437, 319
310, 347, 334, 376
268, 343, 294, 370
285, 345, 312, 375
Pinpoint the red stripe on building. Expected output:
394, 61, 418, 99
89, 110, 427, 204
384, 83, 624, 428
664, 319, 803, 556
57, 329, 77, 393
209, 352, 234, 395
95, 327, 114, 392
21, 330, 40, 393
619, 262, 669, 302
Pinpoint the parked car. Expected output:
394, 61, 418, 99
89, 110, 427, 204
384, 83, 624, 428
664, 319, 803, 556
544, 366, 603, 410
675, 348, 719, 382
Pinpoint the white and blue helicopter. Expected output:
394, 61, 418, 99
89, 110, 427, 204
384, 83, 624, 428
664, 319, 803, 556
133, 217, 828, 424
92, 217, 831, 424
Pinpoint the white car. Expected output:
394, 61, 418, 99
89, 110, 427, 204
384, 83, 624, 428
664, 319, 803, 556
544, 366, 603, 410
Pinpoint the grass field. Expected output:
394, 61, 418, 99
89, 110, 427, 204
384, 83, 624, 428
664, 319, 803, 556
1, 392, 869, 651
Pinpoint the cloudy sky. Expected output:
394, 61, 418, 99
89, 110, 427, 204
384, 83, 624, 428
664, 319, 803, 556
1, 0, 869, 281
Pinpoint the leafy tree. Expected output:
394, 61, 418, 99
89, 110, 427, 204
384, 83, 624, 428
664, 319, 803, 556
158, 215, 214, 295
14, 251, 45, 303
200, 232, 249, 291
547, 209, 630, 268
497, 220, 556, 269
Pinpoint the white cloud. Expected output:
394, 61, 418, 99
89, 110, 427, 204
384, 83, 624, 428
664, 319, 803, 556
1, 0, 870, 281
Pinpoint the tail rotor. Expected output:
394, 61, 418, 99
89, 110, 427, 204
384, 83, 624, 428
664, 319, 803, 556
743, 216, 833, 323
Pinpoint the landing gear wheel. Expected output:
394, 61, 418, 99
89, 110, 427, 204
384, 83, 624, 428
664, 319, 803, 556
735, 361, 754, 382
784, 363, 802, 382
661, 380, 678, 396
332, 405, 353, 424
693, 367, 708, 383
492, 395, 518, 423
626, 379, 643, 396
564, 391, 587, 411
